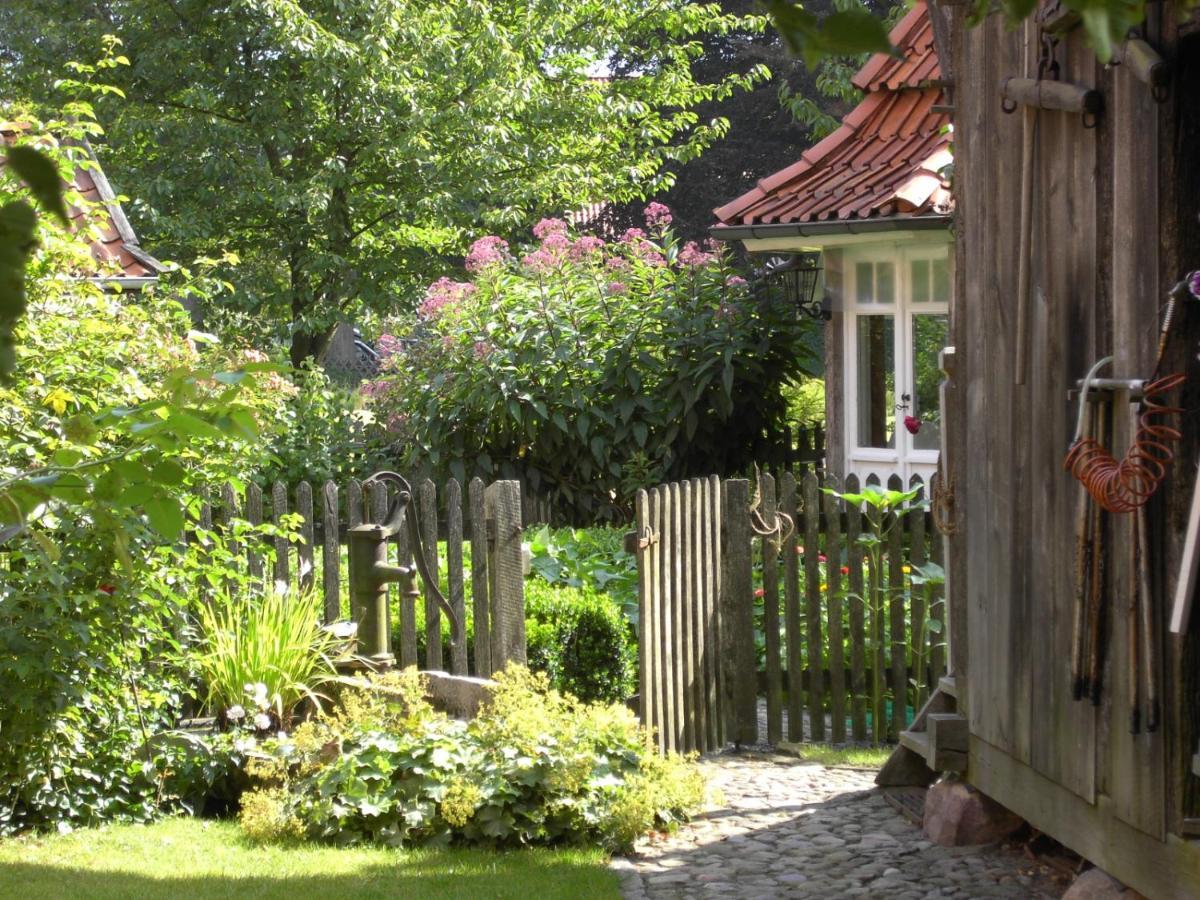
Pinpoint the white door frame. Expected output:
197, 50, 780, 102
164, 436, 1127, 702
841, 240, 949, 485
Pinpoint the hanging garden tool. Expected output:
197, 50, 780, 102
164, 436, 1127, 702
1063, 278, 1189, 718
1169, 275, 1200, 635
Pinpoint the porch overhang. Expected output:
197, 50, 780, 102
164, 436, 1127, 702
710, 214, 951, 245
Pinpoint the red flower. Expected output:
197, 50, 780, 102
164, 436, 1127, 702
840, 565, 850, 575
818, 554, 827, 563
904, 415, 921, 435
754, 588, 765, 598
98, 584, 116, 595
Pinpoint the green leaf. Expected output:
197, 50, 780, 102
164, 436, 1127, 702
144, 495, 185, 539
5, 145, 69, 225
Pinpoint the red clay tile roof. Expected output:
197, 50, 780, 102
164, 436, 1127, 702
2, 126, 165, 281
712, 1, 952, 230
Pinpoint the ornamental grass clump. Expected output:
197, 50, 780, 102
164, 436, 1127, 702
195, 587, 340, 729
238, 666, 704, 851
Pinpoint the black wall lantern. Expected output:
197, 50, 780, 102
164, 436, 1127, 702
763, 253, 830, 320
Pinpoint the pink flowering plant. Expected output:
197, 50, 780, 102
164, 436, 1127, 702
367, 205, 815, 520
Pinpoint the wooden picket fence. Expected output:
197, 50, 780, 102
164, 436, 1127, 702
636, 471, 945, 754
195, 476, 525, 678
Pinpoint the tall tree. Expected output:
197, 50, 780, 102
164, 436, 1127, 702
0, 1, 763, 362
597, 0, 899, 245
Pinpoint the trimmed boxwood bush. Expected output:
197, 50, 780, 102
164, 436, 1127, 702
525, 581, 636, 704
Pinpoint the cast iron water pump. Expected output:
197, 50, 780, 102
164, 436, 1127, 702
348, 471, 458, 667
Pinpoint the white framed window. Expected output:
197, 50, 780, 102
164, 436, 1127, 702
842, 241, 949, 483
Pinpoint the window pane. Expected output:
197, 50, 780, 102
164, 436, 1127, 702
932, 257, 950, 303
855, 262, 874, 304
856, 315, 895, 449
911, 259, 930, 303
876, 261, 895, 304
910, 314, 948, 451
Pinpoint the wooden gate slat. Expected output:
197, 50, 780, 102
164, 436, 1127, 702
689, 479, 708, 752
650, 487, 666, 751
707, 475, 724, 749
825, 480, 847, 744
636, 489, 654, 745
722, 479, 756, 746
802, 473, 825, 741
761, 472, 782, 746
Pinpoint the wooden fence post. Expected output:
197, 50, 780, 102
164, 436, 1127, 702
782, 472, 803, 742
486, 480, 525, 669
803, 473, 825, 741
888, 474, 907, 739
418, 479, 441, 671
396, 498, 419, 668
846, 474, 867, 741
297, 481, 314, 596
445, 479, 468, 676
469, 478, 491, 676
272, 481, 289, 591
321, 481, 340, 622
761, 472, 782, 746
636, 489, 657, 748
246, 482, 264, 586
825, 479, 847, 743
910, 476, 929, 710
721, 478, 756, 746
658, 485, 677, 754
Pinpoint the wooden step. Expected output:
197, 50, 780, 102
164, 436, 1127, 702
938, 675, 958, 698
899, 728, 931, 757
927, 713, 968, 772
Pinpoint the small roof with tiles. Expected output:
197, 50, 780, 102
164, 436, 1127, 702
2, 125, 165, 282
711, 1, 952, 234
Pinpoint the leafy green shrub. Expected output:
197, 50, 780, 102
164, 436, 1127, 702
525, 581, 636, 704
256, 362, 392, 485
366, 209, 815, 522
527, 526, 638, 626
239, 667, 703, 851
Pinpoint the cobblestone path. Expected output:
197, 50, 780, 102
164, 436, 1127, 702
613, 752, 1063, 899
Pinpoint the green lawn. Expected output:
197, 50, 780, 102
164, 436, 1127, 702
0, 817, 621, 900
776, 742, 892, 768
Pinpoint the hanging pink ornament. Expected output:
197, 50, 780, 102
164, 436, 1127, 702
904, 415, 921, 435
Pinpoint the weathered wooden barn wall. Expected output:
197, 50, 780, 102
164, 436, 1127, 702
940, 2, 1200, 895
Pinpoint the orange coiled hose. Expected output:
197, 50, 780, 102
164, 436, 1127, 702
1063, 372, 1186, 513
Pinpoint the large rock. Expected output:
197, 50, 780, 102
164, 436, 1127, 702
922, 778, 1024, 846
1062, 868, 1145, 900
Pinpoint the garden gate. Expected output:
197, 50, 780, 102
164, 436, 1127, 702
635, 472, 945, 754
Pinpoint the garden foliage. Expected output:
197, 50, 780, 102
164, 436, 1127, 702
367, 210, 814, 521
239, 667, 704, 851
525, 581, 636, 705
0, 1, 767, 362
